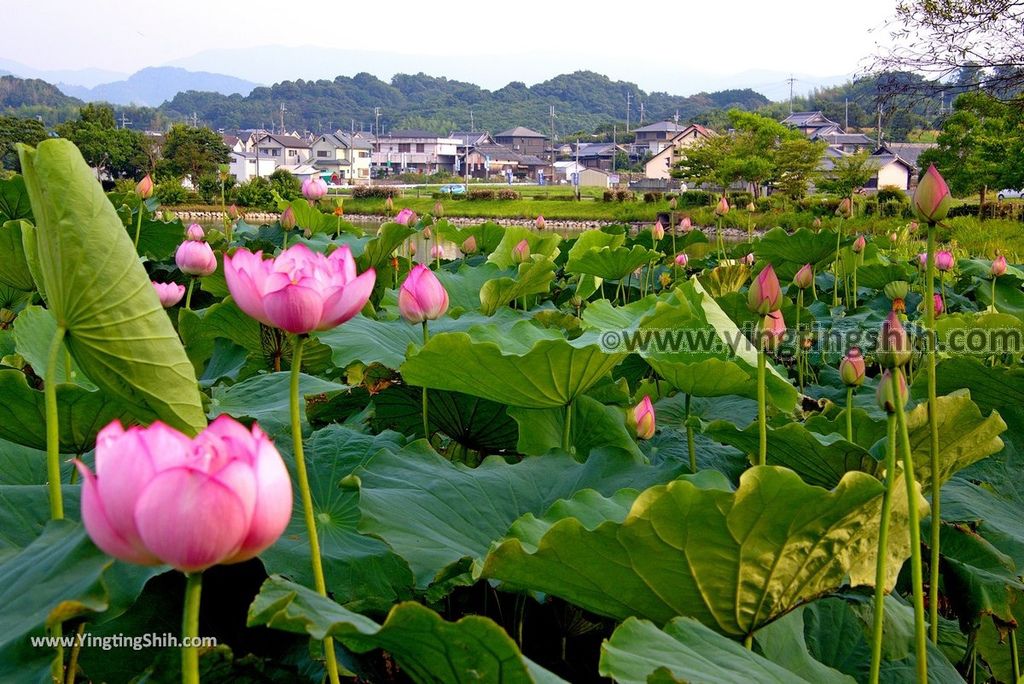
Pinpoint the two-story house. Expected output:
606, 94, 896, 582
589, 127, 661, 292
251, 133, 312, 165
633, 121, 691, 155
494, 127, 548, 158
643, 124, 717, 180
310, 132, 373, 183
462, 143, 547, 180
372, 130, 461, 174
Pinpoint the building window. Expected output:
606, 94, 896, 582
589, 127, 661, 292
416, 143, 425, 153
288, 149, 298, 157
316, 150, 330, 158
399, 143, 411, 153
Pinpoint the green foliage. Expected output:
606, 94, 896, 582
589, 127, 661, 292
0, 116, 48, 171
156, 123, 229, 182
234, 176, 274, 208
55, 104, 150, 179
816, 149, 876, 204
268, 168, 301, 200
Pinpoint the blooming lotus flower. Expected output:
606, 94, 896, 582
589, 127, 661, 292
747, 264, 781, 314
280, 206, 296, 231
760, 310, 786, 350
876, 369, 908, 414
301, 176, 328, 202
394, 208, 415, 225
679, 217, 692, 232
932, 293, 945, 316
227, 204, 240, 221
429, 244, 445, 260
652, 220, 665, 240
135, 174, 154, 199
461, 236, 478, 254
659, 272, 672, 287
715, 196, 730, 216
839, 347, 866, 387
175, 240, 217, 277
913, 164, 952, 223
152, 281, 185, 308
852, 235, 866, 253
433, 200, 444, 217
224, 243, 375, 334
186, 223, 205, 241
536, 215, 546, 230
936, 250, 955, 272
674, 252, 689, 267
399, 264, 449, 323
75, 416, 292, 572
512, 239, 530, 264
794, 263, 814, 290
992, 255, 1007, 277
877, 311, 912, 369
630, 396, 656, 440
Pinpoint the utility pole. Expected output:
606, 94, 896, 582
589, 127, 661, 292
673, 110, 679, 124
877, 105, 883, 147
786, 75, 797, 114
470, 109, 475, 132
575, 138, 580, 201
638, 101, 645, 126
612, 124, 616, 173
549, 105, 556, 173
374, 107, 381, 138
625, 92, 631, 133
119, 112, 131, 129
844, 98, 849, 131
279, 104, 286, 135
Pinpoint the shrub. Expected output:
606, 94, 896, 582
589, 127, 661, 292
876, 186, 908, 203
269, 169, 301, 201
755, 197, 773, 212
602, 190, 615, 202
497, 189, 520, 200
195, 174, 224, 204
155, 180, 189, 205
615, 190, 635, 202
468, 189, 496, 200
727, 191, 754, 206
678, 190, 715, 207
235, 177, 275, 208
642, 192, 663, 203
352, 186, 402, 199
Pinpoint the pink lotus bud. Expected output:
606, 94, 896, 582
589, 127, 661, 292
747, 264, 781, 315
186, 223, 205, 241
839, 347, 866, 387
933, 293, 945, 316
992, 255, 1007, 277
715, 196, 730, 216
74, 416, 292, 572
280, 206, 296, 230
913, 164, 952, 223
876, 369, 908, 414
152, 281, 185, 308
430, 244, 445, 260
512, 239, 530, 264
224, 243, 375, 334
227, 204, 240, 221
909, 221, 918, 232
878, 311, 912, 369
630, 396, 656, 440
536, 215, 546, 230
175, 240, 217, 277
461, 236, 478, 254
889, 232, 898, 243
794, 263, 814, 289
301, 176, 328, 202
679, 217, 692, 232
741, 253, 755, 266
135, 174, 154, 199
395, 208, 415, 226
852, 235, 866, 254
674, 252, 689, 267
917, 252, 928, 269
760, 310, 786, 350
836, 198, 852, 217
812, 217, 822, 230
652, 220, 665, 240
433, 200, 444, 217
936, 250, 954, 272
746, 201, 756, 212
398, 264, 449, 323
668, 197, 677, 210
384, 196, 394, 214
407, 241, 417, 256
421, 226, 431, 239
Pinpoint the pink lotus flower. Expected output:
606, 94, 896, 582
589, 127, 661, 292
394, 208, 416, 225
280, 206, 297, 230
852, 235, 866, 253
936, 250, 955, 272
652, 220, 665, 240
992, 255, 1007, 277
135, 174, 154, 199
301, 176, 328, 202
878, 311, 911, 369
909, 221, 919, 232
794, 263, 814, 290
433, 200, 444, 217
674, 252, 689, 267
75, 416, 292, 573
747, 264, 781, 315
839, 347, 866, 387
761, 310, 786, 350
715, 196, 730, 216
227, 204, 240, 221
175, 240, 217, 277
631, 396, 656, 440
836, 198, 852, 217
399, 264, 449, 323
152, 281, 186, 308
933, 293, 945, 316
224, 243, 375, 334
407, 241, 417, 256
536, 215, 546, 230
679, 217, 692, 232
913, 164, 952, 223
889, 232, 898, 243
876, 368, 908, 414
422, 226, 432, 240
429, 244, 445, 260
186, 223, 205, 241
512, 239, 530, 264
461, 236, 478, 254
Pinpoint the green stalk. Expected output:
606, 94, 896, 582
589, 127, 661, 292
46, 326, 66, 520
685, 393, 696, 473
1011, 629, 1021, 684
833, 223, 842, 307
743, 633, 753, 650
852, 256, 859, 309
184, 279, 196, 310
846, 387, 854, 442
925, 222, 941, 644
181, 572, 202, 684
796, 289, 804, 391
133, 202, 144, 249
991, 276, 998, 312
289, 336, 341, 684
421, 321, 430, 441
892, 369, 928, 682
869, 414, 898, 684
757, 345, 767, 467
562, 400, 573, 452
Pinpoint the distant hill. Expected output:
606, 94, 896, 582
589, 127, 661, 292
0, 75, 81, 109
59, 67, 259, 106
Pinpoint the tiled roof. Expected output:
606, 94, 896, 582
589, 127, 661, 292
495, 126, 547, 138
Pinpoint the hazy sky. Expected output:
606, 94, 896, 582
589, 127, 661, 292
4, 0, 899, 95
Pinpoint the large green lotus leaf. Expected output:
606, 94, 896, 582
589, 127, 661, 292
598, 616, 813, 684
483, 466, 923, 636
959, 257, 1024, 282
752, 602, 858, 683
804, 407, 889, 449
435, 261, 499, 311
356, 222, 416, 272
567, 228, 625, 257
979, 278, 1024, 318
260, 426, 415, 612
372, 385, 519, 453
976, 589, 1024, 684
856, 261, 916, 290
349, 445, 705, 589
0, 485, 79, 553
754, 227, 845, 268
249, 576, 567, 684
934, 311, 1024, 350
698, 262, 751, 297
19, 221, 45, 302
0, 220, 34, 291
0, 439, 66, 487
13, 304, 93, 388
487, 225, 561, 269
507, 394, 641, 458
400, 320, 625, 408
0, 371, 130, 453
567, 243, 661, 281
479, 256, 556, 315
115, 204, 185, 261
17, 140, 205, 434
208, 371, 347, 436
0, 521, 157, 683
936, 523, 1024, 627
0, 175, 32, 222
942, 479, 1024, 571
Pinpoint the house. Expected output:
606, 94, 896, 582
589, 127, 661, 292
643, 124, 717, 180
576, 142, 628, 170
276, 163, 323, 183
553, 160, 585, 183
881, 142, 937, 186
462, 143, 547, 180
494, 126, 548, 158
814, 131, 875, 154
782, 111, 843, 138
221, 134, 246, 154
228, 150, 278, 183
578, 167, 614, 188
372, 129, 461, 174
817, 145, 914, 193
310, 132, 372, 183
251, 133, 312, 165
633, 121, 690, 154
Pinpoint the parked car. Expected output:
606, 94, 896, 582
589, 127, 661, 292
997, 188, 1023, 200
438, 183, 467, 195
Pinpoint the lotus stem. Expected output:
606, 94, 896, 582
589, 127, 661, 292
422, 321, 430, 442
833, 224, 842, 308
852, 257, 859, 309
796, 289, 804, 392
46, 326, 66, 520
757, 346, 767, 467
1011, 629, 1021, 683
289, 335, 342, 684
925, 221, 941, 643
869, 414, 898, 684
562, 400, 573, 452
185, 279, 196, 310
892, 369, 928, 682
65, 623, 85, 684
991, 277, 998, 312
133, 202, 144, 249
181, 571, 202, 684
685, 393, 696, 473
743, 633, 753, 650
846, 387, 854, 442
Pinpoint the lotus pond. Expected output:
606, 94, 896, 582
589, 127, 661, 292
3, 140, 1024, 684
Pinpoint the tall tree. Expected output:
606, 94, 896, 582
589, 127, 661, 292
0, 116, 48, 171
775, 137, 828, 200
157, 124, 230, 183
56, 104, 149, 179
816, 149, 877, 210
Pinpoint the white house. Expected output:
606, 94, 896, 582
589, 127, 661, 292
251, 133, 312, 165
229, 150, 278, 182
310, 132, 372, 183
643, 124, 717, 180
372, 129, 461, 174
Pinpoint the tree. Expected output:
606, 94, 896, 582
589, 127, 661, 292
816, 149, 877, 209
774, 137, 828, 200
269, 168, 301, 200
56, 104, 149, 179
0, 116, 48, 170
158, 124, 230, 183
